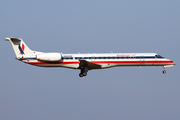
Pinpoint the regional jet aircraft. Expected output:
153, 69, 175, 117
6, 37, 176, 77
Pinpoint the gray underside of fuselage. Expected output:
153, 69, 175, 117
30, 63, 174, 70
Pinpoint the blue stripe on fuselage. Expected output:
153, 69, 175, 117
19, 56, 161, 61
62, 56, 156, 60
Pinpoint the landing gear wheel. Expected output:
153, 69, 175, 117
79, 73, 83, 77
162, 70, 166, 74
83, 72, 87, 76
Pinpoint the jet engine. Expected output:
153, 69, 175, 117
36, 53, 62, 62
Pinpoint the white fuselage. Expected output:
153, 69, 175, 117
6, 37, 176, 77
19, 53, 175, 70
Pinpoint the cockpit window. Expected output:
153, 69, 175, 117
155, 54, 164, 58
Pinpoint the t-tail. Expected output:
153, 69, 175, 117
6, 37, 34, 58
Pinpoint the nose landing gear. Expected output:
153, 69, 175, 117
162, 66, 166, 74
162, 65, 175, 74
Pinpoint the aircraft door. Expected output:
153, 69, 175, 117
155, 55, 157, 61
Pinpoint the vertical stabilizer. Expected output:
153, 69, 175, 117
6, 37, 33, 57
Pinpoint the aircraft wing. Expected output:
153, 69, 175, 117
79, 60, 101, 70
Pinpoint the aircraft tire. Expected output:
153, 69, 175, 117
79, 73, 83, 77
162, 70, 166, 74
83, 72, 87, 76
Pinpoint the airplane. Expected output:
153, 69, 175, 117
6, 37, 176, 77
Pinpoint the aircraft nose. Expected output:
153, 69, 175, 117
170, 60, 176, 65
173, 62, 176, 65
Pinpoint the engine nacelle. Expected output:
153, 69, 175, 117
36, 53, 62, 62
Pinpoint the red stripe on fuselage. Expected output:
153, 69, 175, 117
93, 60, 174, 64
27, 60, 174, 65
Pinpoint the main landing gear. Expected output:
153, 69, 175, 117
78, 60, 88, 77
79, 72, 87, 77
79, 68, 88, 77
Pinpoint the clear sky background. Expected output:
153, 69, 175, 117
0, 0, 180, 120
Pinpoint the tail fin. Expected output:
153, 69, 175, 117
6, 37, 33, 57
